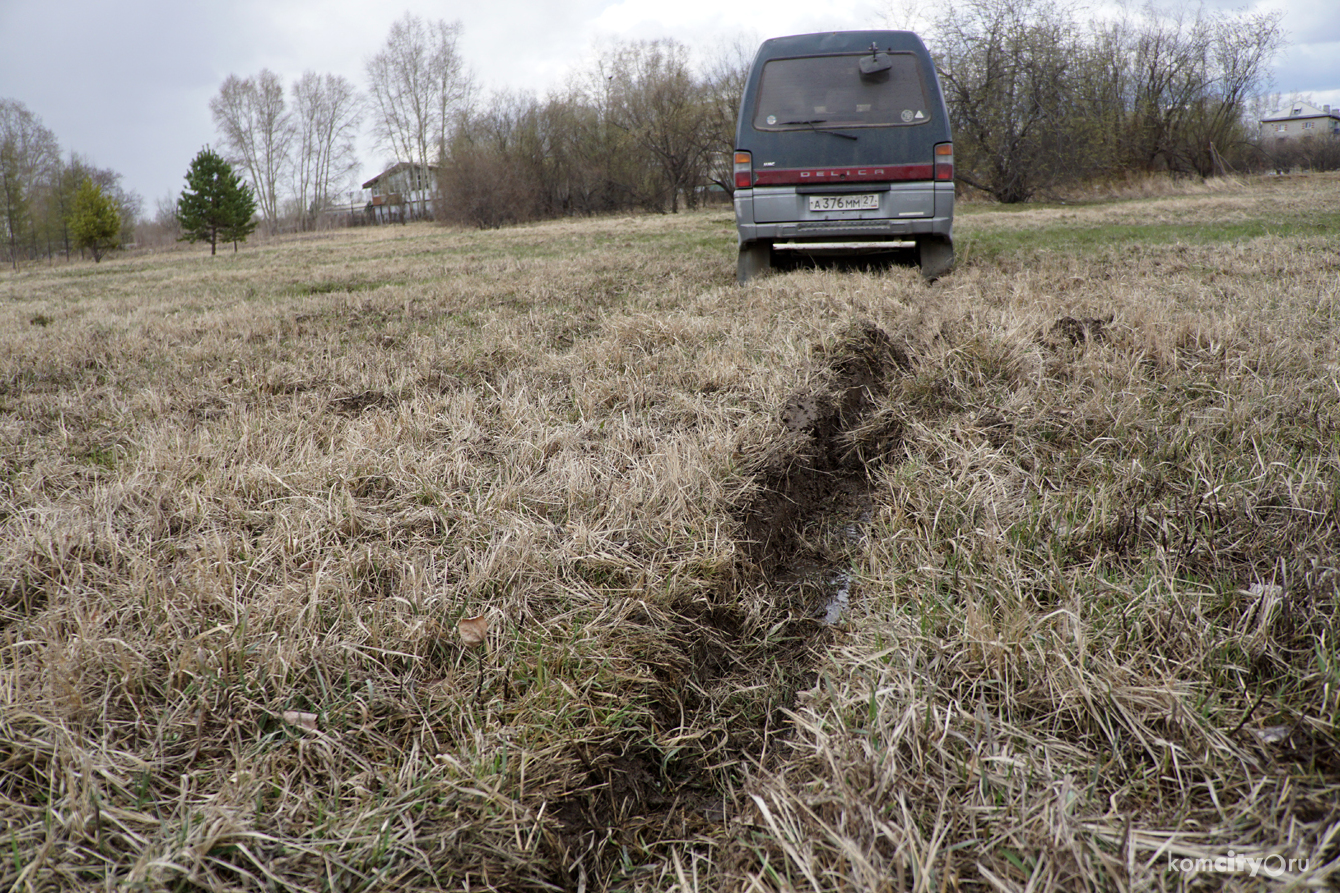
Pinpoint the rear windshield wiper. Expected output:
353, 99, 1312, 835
780, 119, 859, 141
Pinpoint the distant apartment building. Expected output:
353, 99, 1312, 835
1260, 101, 1340, 144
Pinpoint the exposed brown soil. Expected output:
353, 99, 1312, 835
738, 320, 911, 579
1048, 313, 1112, 346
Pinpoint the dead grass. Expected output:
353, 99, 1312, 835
2, 174, 1337, 891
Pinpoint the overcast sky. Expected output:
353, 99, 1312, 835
2, 0, 1337, 214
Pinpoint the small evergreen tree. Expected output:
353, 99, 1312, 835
177, 147, 257, 255
220, 177, 259, 252
68, 177, 121, 262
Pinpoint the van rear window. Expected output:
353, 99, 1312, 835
752, 53, 932, 130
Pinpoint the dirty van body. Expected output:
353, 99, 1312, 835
733, 30, 954, 282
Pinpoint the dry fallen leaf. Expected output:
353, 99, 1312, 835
1253, 725, 1291, 745
282, 710, 319, 732
458, 613, 489, 649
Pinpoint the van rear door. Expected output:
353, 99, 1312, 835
742, 50, 940, 224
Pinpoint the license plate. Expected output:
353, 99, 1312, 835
808, 194, 880, 211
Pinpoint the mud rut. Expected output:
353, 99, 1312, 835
545, 321, 912, 891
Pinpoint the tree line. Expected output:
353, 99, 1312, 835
0, 1, 1319, 265
1, 98, 142, 268
933, 0, 1288, 202
438, 0, 1296, 223
440, 38, 747, 228
206, 14, 748, 233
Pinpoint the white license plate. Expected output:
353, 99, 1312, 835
808, 194, 880, 211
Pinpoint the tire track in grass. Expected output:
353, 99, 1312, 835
545, 320, 912, 890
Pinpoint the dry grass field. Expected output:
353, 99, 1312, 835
2, 173, 1338, 892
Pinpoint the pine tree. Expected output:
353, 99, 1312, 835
176, 147, 257, 255
220, 176, 259, 253
68, 177, 122, 262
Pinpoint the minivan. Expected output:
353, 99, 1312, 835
733, 31, 954, 282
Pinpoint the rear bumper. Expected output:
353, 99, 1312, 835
735, 182, 953, 245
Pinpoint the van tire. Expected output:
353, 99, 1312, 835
918, 236, 954, 280
738, 241, 773, 284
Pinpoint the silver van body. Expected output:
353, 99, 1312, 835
733, 31, 954, 281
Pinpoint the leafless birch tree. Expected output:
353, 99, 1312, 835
290, 72, 362, 230
210, 70, 292, 233
365, 14, 472, 170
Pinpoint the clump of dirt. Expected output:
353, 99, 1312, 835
1048, 314, 1112, 346
738, 319, 910, 578
329, 389, 399, 415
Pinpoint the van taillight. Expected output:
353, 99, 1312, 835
734, 151, 753, 189
934, 143, 953, 181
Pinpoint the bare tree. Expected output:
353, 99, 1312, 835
210, 70, 292, 233
600, 39, 712, 212
935, 0, 1284, 198
442, 90, 546, 228
701, 38, 754, 195
1177, 9, 1283, 175
365, 14, 472, 170
153, 192, 183, 239
1085, 4, 1279, 177
935, 0, 1088, 202
0, 140, 28, 269
290, 72, 362, 230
